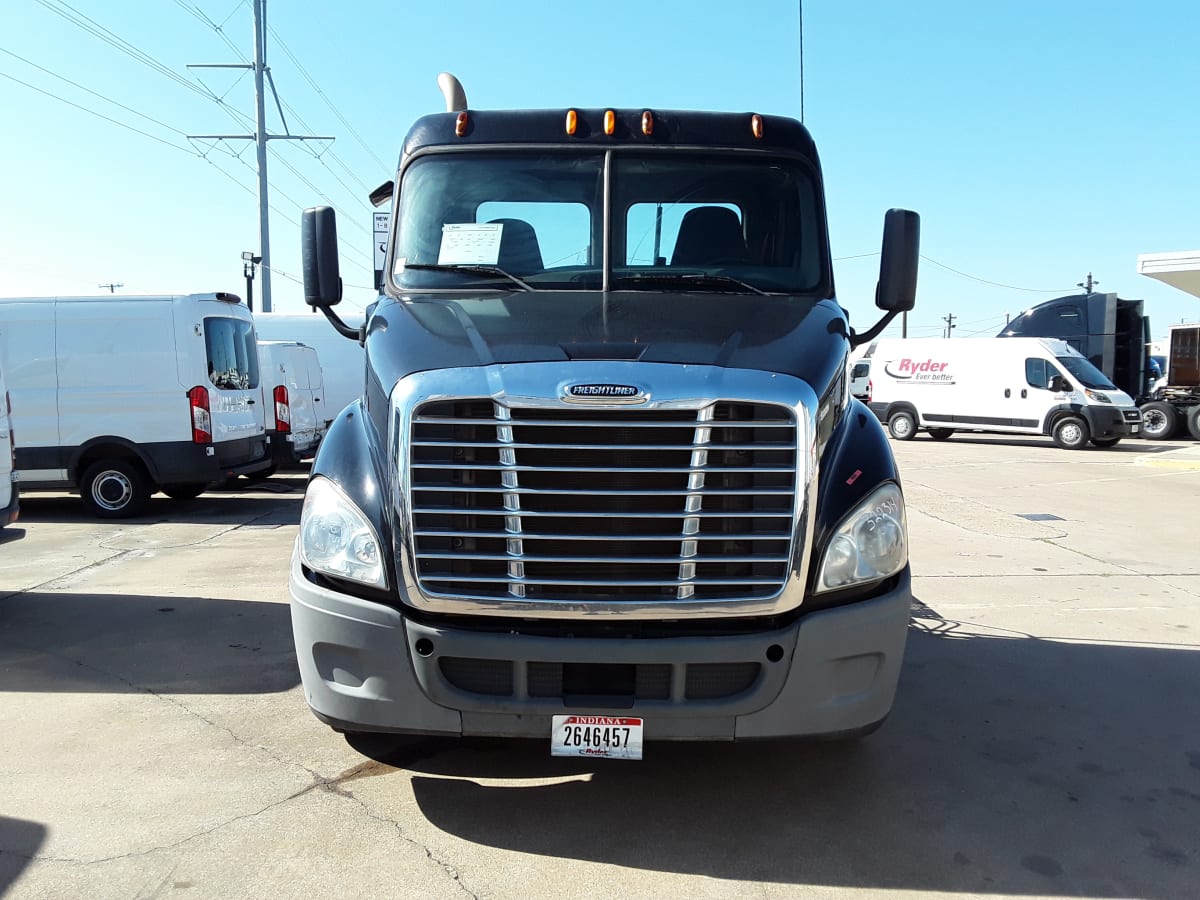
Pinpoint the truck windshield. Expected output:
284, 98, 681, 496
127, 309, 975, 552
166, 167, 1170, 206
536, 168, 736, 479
1056, 355, 1116, 391
392, 150, 825, 294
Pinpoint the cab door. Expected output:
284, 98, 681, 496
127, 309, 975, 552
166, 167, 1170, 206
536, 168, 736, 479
1009, 356, 1071, 432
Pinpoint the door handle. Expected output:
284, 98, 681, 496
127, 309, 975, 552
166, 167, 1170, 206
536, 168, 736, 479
1021, 389, 1027, 399
1004, 388, 1011, 398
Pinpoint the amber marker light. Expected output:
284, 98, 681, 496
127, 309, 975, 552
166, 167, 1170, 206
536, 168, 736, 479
750, 114, 764, 139
565, 109, 578, 135
641, 110, 654, 136
455, 112, 469, 136
604, 110, 616, 135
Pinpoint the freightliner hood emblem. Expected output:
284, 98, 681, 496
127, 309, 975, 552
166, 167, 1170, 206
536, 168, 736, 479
563, 383, 647, 403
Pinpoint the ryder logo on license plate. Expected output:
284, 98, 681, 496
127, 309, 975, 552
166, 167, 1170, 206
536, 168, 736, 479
551, 715, 644, 760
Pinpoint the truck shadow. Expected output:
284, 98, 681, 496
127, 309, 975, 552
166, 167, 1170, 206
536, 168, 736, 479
0, 816, 46, 895
0, 591, 298, 694
909, 433, 1192, 454
11, 491, 303, 526
357, 610, 1200, 897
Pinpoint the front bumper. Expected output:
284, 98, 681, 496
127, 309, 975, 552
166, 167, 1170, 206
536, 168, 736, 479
289, 550, 912, 741
1084, 405, 1141, 440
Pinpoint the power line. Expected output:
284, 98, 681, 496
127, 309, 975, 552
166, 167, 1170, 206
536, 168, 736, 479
920, 255, 1076, 293
834, 249, 1080, 294
267, 24, 390, 176
0, 69, 196, 155
0, 46, 191, 137
33, 0, 218, 102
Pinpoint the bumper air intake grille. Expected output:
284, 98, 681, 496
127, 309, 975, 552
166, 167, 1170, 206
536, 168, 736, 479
438, 657, 762, 702
409, 400, 798, 604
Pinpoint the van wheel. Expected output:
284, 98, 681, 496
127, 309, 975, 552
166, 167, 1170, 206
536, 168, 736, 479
927, 428, 953, 441
887, 411, 917, 441
81, 459, 150, 518
1139, 401, 1176, 440
161, 483, 207, 501
1052, 416, 1090, 450
1188, 405, 1200, 441
1090, 437, 1121, 448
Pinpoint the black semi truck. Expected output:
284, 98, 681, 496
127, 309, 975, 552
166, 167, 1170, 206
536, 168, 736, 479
288, 75, 920, 757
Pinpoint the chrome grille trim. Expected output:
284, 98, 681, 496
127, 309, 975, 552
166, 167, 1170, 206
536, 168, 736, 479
393, 362, 819, 620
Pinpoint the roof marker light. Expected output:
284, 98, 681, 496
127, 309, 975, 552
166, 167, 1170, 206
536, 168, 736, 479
641, 110, 654, 136
604, 110, 616, 135
565, 109, 578, 135
751, 114, 764, 139
455, 111, 469, 136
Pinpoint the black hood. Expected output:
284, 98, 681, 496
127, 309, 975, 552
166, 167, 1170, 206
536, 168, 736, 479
362, 291, 849, 411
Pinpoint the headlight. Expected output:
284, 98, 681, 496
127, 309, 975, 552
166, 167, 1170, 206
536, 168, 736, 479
1084, 390, 1111, 404
298, 476, 386, 588
815, 483, 907, 593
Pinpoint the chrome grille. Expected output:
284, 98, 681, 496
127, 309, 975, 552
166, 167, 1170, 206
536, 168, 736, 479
409, 399, 798, 604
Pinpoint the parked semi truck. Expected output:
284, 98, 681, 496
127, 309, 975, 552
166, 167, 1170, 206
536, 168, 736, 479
1000, 293, 1200, 440
288, 74, 921, 757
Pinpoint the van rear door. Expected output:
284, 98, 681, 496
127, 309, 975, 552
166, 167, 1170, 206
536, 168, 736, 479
202, 316, 264, 443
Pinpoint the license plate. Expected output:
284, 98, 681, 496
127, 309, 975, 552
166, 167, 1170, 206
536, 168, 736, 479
1132, 424, 1140, 433
551, 715, 643, 760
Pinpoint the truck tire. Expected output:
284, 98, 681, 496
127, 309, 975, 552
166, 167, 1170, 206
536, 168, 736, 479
1139, 401, 1177, 440
81, 459, 151, 518
887, 410, 917, 441
161, 483, 207, 501
1052, 415, 1090, 450
927, 428, 953, 441
1188, 405, 1200, 441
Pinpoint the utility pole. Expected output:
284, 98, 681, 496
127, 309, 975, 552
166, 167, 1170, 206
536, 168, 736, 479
1077, 272, 1100, 294
188, 0, 333, 312
98, 282, 123, 294
943, 313, 956, 338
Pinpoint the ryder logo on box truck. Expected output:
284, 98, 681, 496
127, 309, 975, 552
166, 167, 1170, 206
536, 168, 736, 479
883, 357, 955, 384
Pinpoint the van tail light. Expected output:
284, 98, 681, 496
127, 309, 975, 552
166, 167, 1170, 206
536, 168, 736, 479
867, 379, 873, 403
5, 391, 14, 465
273, 385, 291, 433
188, 386, 212, 444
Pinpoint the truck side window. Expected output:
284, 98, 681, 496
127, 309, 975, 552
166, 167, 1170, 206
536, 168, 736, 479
1025, 358, 1050, 390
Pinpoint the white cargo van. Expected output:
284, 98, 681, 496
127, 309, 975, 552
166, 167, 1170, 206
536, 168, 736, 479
866, 337, 1142, 449
0, 348, 18, 529
252, 311, 364, 421
257, 340, 326, 468
0, 293, 271, 517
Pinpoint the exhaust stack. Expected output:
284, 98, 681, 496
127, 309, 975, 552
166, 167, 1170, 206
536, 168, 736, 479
437, 72, 467, 112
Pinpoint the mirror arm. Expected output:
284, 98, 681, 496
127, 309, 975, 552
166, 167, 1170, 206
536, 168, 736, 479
849, 310, 899, 350
317, 303, 365, 343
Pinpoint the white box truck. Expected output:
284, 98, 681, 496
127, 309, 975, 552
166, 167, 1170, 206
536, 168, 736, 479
0, 292, 271, 517
257, 340, 327, 469
866, 337, 1142, 449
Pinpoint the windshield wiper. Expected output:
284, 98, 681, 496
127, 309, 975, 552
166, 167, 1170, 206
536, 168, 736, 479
612, 272, 769, 296
402, 263, 534, 292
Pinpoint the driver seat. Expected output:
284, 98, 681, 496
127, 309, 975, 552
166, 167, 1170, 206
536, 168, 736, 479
670, 206, 747, 266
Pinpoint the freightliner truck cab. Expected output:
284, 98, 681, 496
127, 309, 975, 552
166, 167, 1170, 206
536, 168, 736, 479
291, 75, 920, 757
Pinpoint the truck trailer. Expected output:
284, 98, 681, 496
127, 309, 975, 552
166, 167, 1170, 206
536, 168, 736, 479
287, 75, 921, 756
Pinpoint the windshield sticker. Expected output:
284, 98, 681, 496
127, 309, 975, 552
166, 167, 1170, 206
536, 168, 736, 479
438, 223, 503, 265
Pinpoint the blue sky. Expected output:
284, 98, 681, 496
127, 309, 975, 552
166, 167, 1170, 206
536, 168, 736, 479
2, 1, 1197, 339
